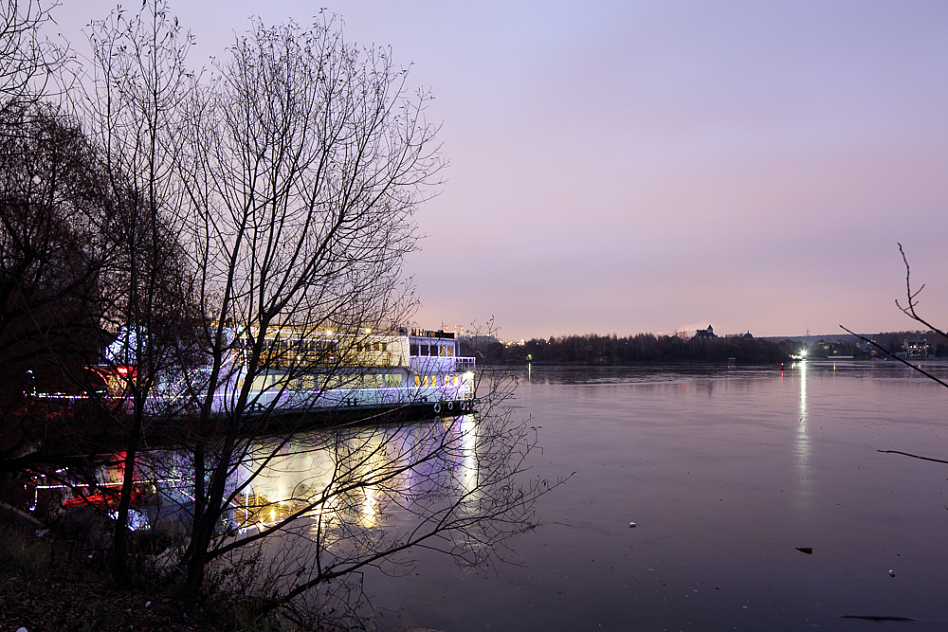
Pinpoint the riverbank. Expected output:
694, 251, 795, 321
0, 516, 244, 632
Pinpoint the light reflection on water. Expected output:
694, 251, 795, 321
367, 361, 948, 632
796, 361, 811, 512
75, 415, 486, 549
233, 416, 483, 532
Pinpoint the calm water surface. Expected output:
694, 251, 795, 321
369, 361, 948, 631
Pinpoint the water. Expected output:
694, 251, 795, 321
367, 362, 948, 631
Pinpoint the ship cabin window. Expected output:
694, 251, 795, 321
339, 374, 361, 388
317, 374, 339, 389
363, 373, 383, 388
251, 373, 293, 391
409, 342, 454, 357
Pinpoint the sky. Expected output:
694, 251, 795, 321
47, 1, 948, 341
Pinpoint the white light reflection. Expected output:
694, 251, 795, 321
458, 415, 479, 500
356, 434, 386, 529
795, 361, 811, 510
361, 483, 378, 526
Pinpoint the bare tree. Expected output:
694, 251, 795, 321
173, 14, 441, 590
0, 0, 69, 121
0, 1, 99, 433
0, 104, 112, 470
69, 0, 201, 580
13, 3, 552, 622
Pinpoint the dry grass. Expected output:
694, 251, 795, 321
0, 521, 270, 631
0, 522, 53, 576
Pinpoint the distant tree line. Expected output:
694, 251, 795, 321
463, 329, 948, 365
466, 332, 795, 364
809, 330, 948, 359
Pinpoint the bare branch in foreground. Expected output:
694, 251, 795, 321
838, 325, 948, 390
842, 244, 948, 469
876, 450, 948, 465
894, 242, 948, 340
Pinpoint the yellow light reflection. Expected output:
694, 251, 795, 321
230, 419, 485, 536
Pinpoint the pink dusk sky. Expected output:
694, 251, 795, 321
49, 1, 948, 341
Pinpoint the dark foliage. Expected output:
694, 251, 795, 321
480, 332, 796, 364
0, 104, 108, 397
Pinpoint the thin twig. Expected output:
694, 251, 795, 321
876, 450, 948, 465
838, 325, 948, 389
895, 243, 948, 340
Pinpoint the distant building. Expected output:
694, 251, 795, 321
694, 325, 716, 340
903, 339, 931, 358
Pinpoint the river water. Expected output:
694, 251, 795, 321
366, 361, 948, 631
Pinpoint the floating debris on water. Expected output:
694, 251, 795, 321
840, 615, 916, 622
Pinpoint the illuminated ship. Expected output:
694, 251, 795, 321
224, 325, 477, 416
101, 325, 477, 418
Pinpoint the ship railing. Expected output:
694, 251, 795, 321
232, 382, 474, 413
455, 357, 476, 372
